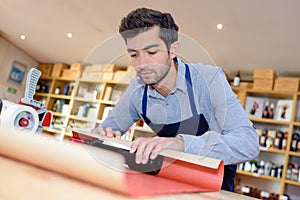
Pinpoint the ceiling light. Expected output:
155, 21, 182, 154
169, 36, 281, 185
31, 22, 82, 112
217, 24, 223, 30
20, 34, 26, 40
66, 32, 73, 38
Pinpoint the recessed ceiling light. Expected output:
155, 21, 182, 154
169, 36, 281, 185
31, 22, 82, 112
20, 34, 26, 40
66, 32, 73, 38
217, 24, 223, 30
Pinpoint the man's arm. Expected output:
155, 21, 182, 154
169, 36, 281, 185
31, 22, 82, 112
94, 80, 141, 137
181, 67, 259, 165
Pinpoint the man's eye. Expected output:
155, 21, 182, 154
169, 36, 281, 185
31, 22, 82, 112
130, 54, 137, 58
148, 51, 157, 55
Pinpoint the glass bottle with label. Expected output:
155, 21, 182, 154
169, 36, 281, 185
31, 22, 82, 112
233, 70, 241, 87
291, 133, 299, 151
268, 103, 275, 119
262, 101, 270, 118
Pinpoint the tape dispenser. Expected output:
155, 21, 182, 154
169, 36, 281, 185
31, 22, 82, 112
0, 68, 52, 133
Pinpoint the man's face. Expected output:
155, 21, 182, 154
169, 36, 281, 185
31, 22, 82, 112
126, 27, 172, 85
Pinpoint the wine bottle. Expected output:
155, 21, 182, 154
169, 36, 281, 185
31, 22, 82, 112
268, 103, 275, 119
262, 101, 270, 118
233, 70, 241, 87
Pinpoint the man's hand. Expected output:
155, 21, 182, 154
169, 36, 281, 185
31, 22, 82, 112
130, 136, 184, 164
92, 127, 121, 138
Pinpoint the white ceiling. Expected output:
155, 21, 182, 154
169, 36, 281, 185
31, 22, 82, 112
1, 0, 300, 79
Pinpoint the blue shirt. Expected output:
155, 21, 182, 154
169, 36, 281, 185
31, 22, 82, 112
100, 58, 259, 165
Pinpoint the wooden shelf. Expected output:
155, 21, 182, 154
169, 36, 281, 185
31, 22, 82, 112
34, 92, 49, 97
73, 97, 100, 103
52, 112, 67, 117
289, 151, 300, 157
237, 170, 282, 182
249, 117, 291, 125
284, 179, 300, 186
259, 147, 286, 154
99, 100, 117, 105
49, 94, 72, 100
293, 121, 300, 126
69, 115, 97, 122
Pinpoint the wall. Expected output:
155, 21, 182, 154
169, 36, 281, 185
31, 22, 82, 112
0, 37, 38, 103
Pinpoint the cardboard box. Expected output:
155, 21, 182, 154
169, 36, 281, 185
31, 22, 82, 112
81, 72, 102, 81
126, 65, 134, 71
113, 71, 127, 81
253, 79, 274, 90
51, 64, 69, 77
70, 63, 83, 71
37, 64, 53, 77
90, 64, 115, 72
101, 72, 114, 80
274, 77, 299, 92
62, 69, 81, 79
253, 68, 277, 80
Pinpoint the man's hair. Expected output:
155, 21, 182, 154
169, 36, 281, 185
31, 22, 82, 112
119, 7, 179, 51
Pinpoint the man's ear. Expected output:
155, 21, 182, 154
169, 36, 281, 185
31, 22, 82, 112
169, 41, 180, 59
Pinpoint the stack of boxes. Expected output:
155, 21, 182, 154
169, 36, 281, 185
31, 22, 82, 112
61, 63, 82, 79
253, 68, 276, 90
51, 63, 69, 77
274, 77, 299, 92
253, 68, 299, 92
37, 63, 53, 78
81, 64, 115, 81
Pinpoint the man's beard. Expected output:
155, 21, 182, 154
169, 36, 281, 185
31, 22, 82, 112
137, 59, 171, 85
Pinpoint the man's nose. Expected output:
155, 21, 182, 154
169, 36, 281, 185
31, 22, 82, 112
136, 53, 147, 67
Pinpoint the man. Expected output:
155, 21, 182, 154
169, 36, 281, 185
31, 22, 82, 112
94, 7, 259, 191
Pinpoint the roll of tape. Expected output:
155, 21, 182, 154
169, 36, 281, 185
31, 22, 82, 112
0, 104, 39, 133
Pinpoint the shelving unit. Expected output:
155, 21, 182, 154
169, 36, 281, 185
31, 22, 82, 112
34, 63, 141, 141
235, 89, 300, 198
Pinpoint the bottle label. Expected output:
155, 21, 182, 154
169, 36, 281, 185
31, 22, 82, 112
233, 77, 240, 87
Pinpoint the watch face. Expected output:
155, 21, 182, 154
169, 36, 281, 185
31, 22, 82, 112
14, 111, 37, 131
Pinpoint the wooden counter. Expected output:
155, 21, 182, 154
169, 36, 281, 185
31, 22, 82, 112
0, 155, 256, 200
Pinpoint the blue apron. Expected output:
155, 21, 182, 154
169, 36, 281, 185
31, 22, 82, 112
140, 63, 237, 191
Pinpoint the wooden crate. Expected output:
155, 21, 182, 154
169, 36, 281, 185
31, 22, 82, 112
70, 63, 83, 71
51, 63, 69, 77
253, 68, 276, 80
274, 77, 299, 92
37, 63, 53, 77
253, 79, 274, 90
101, 72, 114, 81
81, 71, 102, 80
61, 69, 81, 79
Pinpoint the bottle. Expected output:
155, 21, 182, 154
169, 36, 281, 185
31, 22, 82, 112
286, 163, 293, 180
262, 101, 269, 118
270, 165, 277, 177
233, 70, 241, 87
54, 86, 60, 94
292, 163, 298, 181
277, 165, 283, 178
298, 166, 300, 182
268, 103, 275, 119
290, 133, 299, 152
282, 132, 288, 150
260, 130, 267, 147
273, 131, 283, 150
257, 160, 265, 175
63, 84, 69, 95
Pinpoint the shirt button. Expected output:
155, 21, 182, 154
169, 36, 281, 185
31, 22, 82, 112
166, 103, 169, 106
